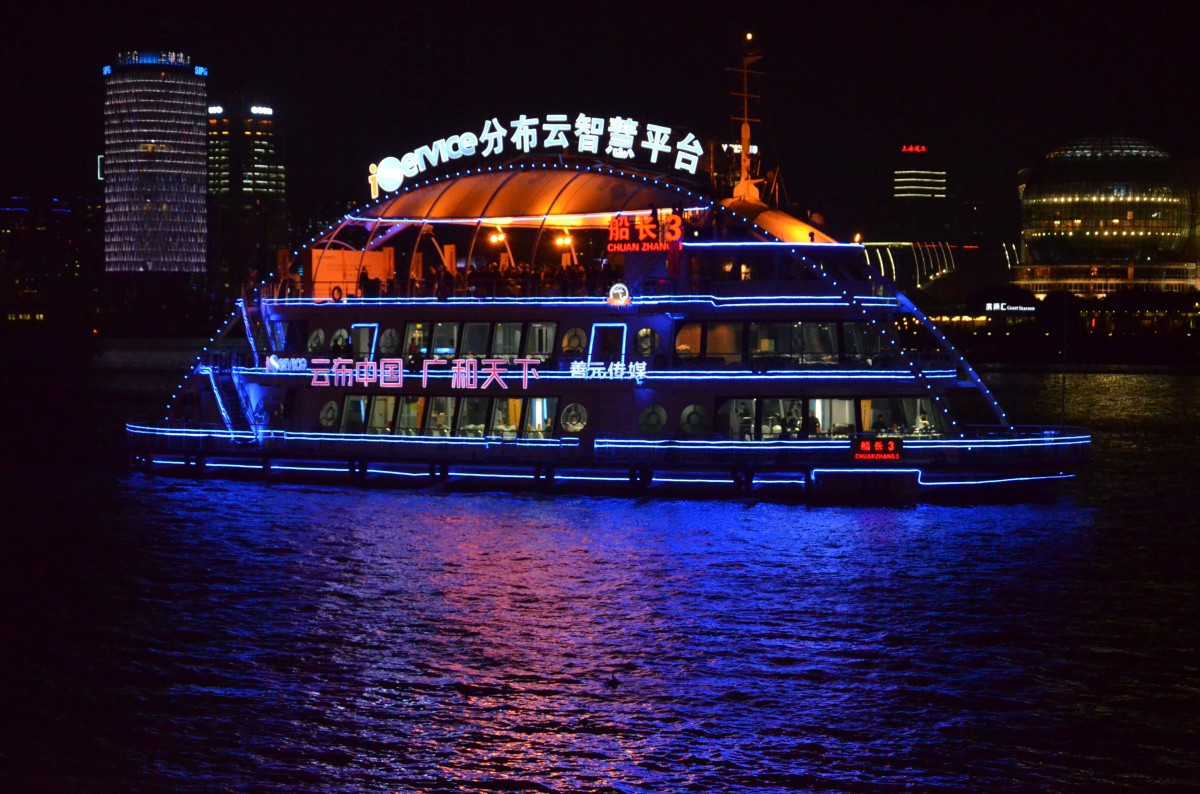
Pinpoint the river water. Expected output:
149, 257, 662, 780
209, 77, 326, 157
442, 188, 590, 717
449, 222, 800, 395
1, 373, 1197, 791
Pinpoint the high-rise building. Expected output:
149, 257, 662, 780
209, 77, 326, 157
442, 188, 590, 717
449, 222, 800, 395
102, 51, 208, 274
207, 102, 288, 298
890, 144, 950, 240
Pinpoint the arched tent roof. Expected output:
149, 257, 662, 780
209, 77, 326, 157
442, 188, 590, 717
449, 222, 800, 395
352, 162, 716, 230
327, 159, 838, 246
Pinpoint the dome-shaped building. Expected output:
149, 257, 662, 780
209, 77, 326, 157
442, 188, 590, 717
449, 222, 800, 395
1016, 136, 1196, 297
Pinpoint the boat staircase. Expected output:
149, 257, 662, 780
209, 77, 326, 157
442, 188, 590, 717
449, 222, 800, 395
215, 371, 251, 432
238, 294, 271, 369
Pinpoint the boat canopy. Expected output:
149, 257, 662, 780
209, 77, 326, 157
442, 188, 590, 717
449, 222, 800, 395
331, 160, 832, 244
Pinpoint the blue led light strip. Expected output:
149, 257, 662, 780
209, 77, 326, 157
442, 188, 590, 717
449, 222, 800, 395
595, 438, 842, 451
262, 293, 896, 310
232, 365, 957, 383
128, 422, 580, 449
809, 468, 1076, 487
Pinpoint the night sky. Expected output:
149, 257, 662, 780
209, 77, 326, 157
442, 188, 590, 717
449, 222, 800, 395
6, 1, 1199, 238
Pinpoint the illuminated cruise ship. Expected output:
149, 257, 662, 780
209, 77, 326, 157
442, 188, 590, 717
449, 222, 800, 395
127, 112, 1090, 500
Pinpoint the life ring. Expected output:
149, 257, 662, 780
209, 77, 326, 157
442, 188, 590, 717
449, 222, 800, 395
330, 285, 344, 302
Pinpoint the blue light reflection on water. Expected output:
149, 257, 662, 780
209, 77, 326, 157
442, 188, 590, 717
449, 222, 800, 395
2, 373, 1199, 791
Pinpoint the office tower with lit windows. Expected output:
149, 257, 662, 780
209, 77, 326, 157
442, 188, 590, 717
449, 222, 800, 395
102, 51, 208, 273
207, 102, 288, 296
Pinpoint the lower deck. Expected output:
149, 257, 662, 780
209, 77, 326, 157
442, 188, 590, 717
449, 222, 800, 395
126, 421, 1089, 503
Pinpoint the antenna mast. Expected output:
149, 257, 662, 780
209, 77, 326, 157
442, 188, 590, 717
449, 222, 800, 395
726, 32, 765, 203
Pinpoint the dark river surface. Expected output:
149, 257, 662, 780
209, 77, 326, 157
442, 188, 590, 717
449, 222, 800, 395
2, 372, 1198, 792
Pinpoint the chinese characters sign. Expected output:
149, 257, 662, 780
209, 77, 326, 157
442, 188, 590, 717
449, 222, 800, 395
369, 113, 704, 197
569, 360, 647, 383
308, 358, 540, 390
852, 437, 903, 462
606, 209, 683, 253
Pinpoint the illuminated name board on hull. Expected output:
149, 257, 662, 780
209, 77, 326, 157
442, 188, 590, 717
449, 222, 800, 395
853, 437, 903, 462
369, 113, 704, 197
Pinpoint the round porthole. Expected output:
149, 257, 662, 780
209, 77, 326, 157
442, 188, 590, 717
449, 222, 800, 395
636, 327, 660, 358
318, 400, 340, 428
638, 404, 667, 435
562, 327, 587, 355
561, 403, 588, 433
330, 327, 350, 353
680, 404, 710, 435
307, 328, 326, 353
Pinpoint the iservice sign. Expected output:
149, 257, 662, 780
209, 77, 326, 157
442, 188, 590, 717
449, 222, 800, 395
369, 113, 705, 198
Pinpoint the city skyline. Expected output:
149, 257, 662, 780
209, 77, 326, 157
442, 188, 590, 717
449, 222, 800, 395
6, 1, 1200, 240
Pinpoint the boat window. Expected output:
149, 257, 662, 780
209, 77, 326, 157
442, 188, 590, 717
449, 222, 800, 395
403, 322, 429, 361
561, 327, 587, 356
426, 396, 454, 436
844, 322, 884, 365
379, 327, 401, 356
525, 322, 557, 361
638, 404, 667, 435
491, 323, 523, 360
395, 396, 426, 435
761, 398, 806, 438
330, 327, 351, 356
636, 328, 660, 358
318, 400, 339, 429
674, 322, 701, 359
491, 397, 522, 439
367, 396, 396, 434
717, 398, 756, 440
307, 328, 326, 353
461, 323, 490, 359
799, 322, 838, 364
523, 397, 558, 438
431, 322, 459, 356
457, 397, 489, 437
341, 395, 369, 433
809, 398, 856, 436
680, 404, 710, 435
351, 324, 378, 361
705, 322, 743, 365
861, 397, 941, 435
748, 322, 799, 361
748, 322, 838, 364
560, 403, 588, 434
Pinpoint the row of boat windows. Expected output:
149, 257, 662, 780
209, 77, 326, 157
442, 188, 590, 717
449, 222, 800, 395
316, 394, 943, 439
298, 320, 905, 367
320, 394, 559, 438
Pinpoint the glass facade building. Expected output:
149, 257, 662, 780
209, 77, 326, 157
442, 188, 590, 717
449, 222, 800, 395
1016, 136, 1195, 297
103, 51, 208, 273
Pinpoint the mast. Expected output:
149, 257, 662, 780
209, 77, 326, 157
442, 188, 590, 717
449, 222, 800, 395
727, 33, 765, 204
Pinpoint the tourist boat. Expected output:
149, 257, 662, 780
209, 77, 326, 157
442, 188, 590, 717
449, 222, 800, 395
126, 112, 1090, 501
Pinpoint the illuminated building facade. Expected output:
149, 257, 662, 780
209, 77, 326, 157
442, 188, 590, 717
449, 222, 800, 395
1016, 136, 1196, 297
207, 102, 289, 296
103, 51, 208, 273
890, 145, 950, 241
